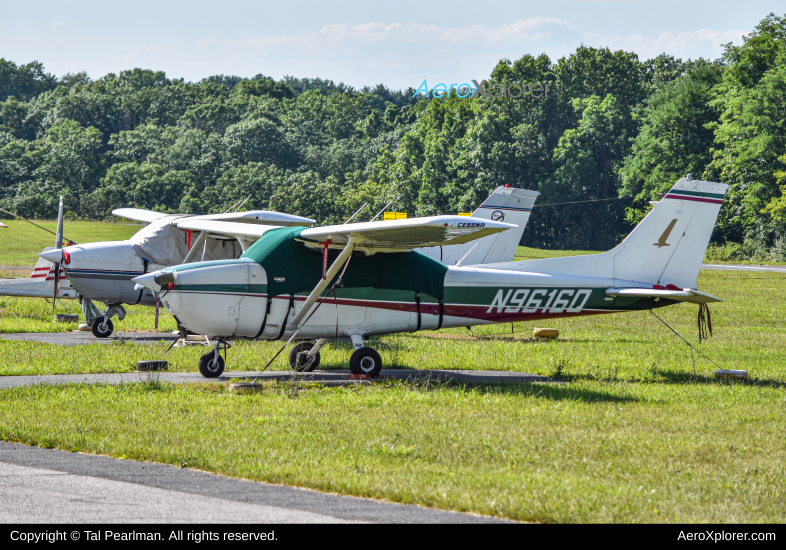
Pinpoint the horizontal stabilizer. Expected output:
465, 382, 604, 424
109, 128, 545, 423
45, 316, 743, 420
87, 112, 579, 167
300, 216, 515, 252
605, 287, 722, 303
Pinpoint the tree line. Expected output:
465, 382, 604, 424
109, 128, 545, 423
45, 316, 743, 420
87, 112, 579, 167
1, 13, 785, 258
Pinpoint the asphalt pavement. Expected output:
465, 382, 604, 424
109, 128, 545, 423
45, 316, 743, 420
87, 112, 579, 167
0, 368, 551, 389
0, 442, 506, 523
1, 331, 178, 345
701, 263, 786, 273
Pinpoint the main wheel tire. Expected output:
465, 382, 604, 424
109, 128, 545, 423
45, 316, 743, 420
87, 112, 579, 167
289, 342, 320, 372
91, 318, 114, 338
349, 347, 382, 377
198, 352, 225, 378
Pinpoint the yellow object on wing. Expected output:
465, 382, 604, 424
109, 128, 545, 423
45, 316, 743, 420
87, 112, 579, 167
383, 212, 407, 220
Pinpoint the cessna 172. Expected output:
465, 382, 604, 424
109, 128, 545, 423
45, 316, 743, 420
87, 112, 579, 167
39, 186, 538, 338
134, 177, 728, 379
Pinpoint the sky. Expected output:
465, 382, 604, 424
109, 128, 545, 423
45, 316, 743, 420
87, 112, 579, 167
1, 1, 783, 90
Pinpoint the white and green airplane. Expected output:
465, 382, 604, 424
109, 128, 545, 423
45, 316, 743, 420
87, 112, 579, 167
133, 176, 728, 378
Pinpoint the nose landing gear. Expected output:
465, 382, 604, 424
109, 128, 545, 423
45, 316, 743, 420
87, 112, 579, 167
198, 339, 230, 378
288, 338, 329, 372
349, 347, 382, 377
91, 318, 114, 338
83, 298, 126, 339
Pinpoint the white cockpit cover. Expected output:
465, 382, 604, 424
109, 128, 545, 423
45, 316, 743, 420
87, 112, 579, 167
129, 215, 240, 267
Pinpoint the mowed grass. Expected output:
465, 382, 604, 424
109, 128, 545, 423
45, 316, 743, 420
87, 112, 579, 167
0, 219, 141, 266
0, 295, 178, 335
0, 379, 783, 523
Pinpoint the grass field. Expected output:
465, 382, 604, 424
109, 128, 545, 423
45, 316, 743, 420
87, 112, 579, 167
0, 219, 141, 267
0, 377, 783, 523
1, 220, 784, 522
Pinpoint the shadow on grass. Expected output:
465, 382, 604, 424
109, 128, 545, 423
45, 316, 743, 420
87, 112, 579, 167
396, 377, 639, 403
651, 369, 786, 389
558, 369, 786, 389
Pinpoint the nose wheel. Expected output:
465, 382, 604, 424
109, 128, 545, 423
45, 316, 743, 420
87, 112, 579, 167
198, 339, 230, 378
91, 318, 114, 338
198, 350, 226, 378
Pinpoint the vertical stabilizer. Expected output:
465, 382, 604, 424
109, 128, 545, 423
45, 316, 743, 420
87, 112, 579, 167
419, 186, 539, 265
483, 177, 729, 290
609, 177, 729, 288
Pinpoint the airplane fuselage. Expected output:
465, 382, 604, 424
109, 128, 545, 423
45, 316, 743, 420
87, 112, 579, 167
156, 258, 669, 339
62, 241, 158, 306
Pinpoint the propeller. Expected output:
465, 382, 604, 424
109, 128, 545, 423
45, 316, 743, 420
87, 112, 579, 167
51, 196, 65, 312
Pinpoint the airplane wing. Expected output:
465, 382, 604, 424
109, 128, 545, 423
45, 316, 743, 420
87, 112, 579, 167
299, 216, 516, 252
186, 211, 314, 226
114, 208, 314, 227
605, 288, 722, 303
174, 219, 282, 240
112, 208, 170, 225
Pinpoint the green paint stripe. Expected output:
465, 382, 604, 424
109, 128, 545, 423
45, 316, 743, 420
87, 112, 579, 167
667, 189, 725, 199
174, 284, 267, 293
168, 259, 252, 273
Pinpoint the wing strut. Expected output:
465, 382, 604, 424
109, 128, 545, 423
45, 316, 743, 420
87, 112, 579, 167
285, 239, 357, 332
182, 231, 208, 264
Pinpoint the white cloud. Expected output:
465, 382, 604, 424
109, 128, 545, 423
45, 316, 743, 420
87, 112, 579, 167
582, 28, 746, 59
2, 17, 746, 88
179, 18, 743, 87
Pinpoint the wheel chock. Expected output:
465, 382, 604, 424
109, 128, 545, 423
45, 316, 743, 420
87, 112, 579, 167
137, 360, 169, 372
229, 383, 265, 394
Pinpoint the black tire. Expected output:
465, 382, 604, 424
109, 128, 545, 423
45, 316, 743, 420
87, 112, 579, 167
137, 360, 169, 372
349, 347, 382, 377
289, 342, 320, 372
198, 352, 225, 378
91, 318, 114, 338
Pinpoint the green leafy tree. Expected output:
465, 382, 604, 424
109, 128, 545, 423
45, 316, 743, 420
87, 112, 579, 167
0, 59, 57, 101
621, 63, 723, 206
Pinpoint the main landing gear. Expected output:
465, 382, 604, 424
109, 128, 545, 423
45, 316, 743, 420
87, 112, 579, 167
198, 339, 230, 378
288, 338, 329, 372
348, 333, 382, 378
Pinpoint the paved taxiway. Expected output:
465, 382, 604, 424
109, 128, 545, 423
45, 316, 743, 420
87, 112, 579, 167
0, 443, 506, 523
0, 368, 551, 389
701, 263, 786, 273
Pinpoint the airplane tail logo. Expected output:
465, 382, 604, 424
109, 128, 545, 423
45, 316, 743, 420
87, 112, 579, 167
653, 219, 678, 248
